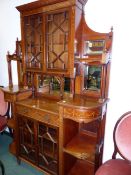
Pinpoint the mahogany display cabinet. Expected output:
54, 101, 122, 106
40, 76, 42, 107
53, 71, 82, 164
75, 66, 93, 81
2, 0, 113, 175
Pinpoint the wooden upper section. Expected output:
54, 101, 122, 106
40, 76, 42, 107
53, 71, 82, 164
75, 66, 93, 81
16, 0, 88, 13
13, 0, 113, 98
75, 13, 113, 63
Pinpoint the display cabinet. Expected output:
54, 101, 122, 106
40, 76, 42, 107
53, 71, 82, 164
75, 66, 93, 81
17, 116, 58, 175
16, 0, 87, 79
15, 98, 59, 175
3, 0, 113, 175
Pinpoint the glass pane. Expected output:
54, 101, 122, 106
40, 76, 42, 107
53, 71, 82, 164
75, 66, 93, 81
46, 11, 69, 70
24, 14, 43, 70
84, 65, 102, 91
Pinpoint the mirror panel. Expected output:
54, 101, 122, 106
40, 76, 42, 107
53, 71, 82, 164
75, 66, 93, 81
38, 75, 70, 93
84, 40, 105, 56
84, 65, 102, 91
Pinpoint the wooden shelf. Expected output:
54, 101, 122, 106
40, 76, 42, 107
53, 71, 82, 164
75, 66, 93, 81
68, 159, 94, 175
64, 131, 96, 163
7, 118, 15, 129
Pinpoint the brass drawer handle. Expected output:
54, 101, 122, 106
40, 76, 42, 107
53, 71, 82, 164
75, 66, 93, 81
22, 108, 28, 114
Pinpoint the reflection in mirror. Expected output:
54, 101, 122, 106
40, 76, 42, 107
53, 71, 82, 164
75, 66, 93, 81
84, 65, 102, 91
26, 72, 33, 87
84, 40, 105, 56
74, 39, 79, 58
64, 78, 70, 92
38, 75, 50, 93
38, 75, 70, 93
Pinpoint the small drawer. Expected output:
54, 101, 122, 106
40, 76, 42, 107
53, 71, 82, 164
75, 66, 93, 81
4, 93, 16, 102
63, 107, 101, 122
16, 105, 59, 127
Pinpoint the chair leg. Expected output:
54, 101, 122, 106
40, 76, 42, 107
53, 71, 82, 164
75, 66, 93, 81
0, 160, 5, 175
8, 128, 13, 137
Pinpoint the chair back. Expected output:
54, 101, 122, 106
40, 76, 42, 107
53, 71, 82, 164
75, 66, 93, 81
114, 111, 131, 161
0, 89, 8, 116
6, 39, 23, 87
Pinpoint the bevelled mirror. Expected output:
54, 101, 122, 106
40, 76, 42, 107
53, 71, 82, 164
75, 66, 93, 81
84, 40, 105, 56
38, 75, 70, 94
84, 64, 102, 91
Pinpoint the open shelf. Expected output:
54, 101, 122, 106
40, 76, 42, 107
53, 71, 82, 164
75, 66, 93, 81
64, 131, 96, 163
68, 159, 94, 175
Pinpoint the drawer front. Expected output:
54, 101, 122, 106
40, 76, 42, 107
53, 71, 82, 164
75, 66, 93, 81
4, 93, 16, 102
16, 91, 32, 101
63, 107, 101, 122
16, 105, 59, 127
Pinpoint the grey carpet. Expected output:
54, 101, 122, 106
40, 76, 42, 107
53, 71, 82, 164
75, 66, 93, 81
0, 133, 44, 175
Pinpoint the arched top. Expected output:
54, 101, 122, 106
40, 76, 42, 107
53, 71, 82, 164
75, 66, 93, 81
82, 12, 113, 37
75, 12, 113, 62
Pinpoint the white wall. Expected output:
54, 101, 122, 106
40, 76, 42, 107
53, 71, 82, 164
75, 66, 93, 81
0, 0, 131, 162
0, 0, 36, 86
85, 0, 131, 161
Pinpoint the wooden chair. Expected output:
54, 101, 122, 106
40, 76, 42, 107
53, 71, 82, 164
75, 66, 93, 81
95, 111, 131, 175
6, 38, 23, 87
0, 87, 11, 175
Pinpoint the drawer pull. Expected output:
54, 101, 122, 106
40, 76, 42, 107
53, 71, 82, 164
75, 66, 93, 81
22, 109, 28, 114
44, 115, 50, 123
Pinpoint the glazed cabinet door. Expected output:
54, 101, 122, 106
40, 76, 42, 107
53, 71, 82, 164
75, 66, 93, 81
23, 13, 44, 72
38, 123, 59, 175
17, 115, 59, 175
18, 115, 37, 164
22, 8, 74, 77
45, 9, 74, 77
